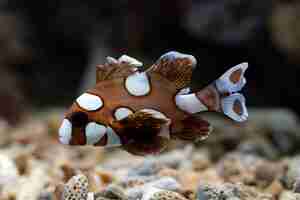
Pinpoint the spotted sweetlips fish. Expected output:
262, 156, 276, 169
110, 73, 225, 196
58, 51, 248, 155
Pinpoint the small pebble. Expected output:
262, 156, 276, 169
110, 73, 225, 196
265, 180, 283, 198
0, 154, 19, 185
38, 191, 53, 200
60, 162, 76, 182
197, 183, 240, 200
197, 183, 273, 200
254, 162, 278, 188
293, 178, 300, 193
158, 168, 179, 178
125, 178, 181, 200
142, 186, 187, 200
101, 184, 127, 200
281, 157, 300, 189
128, 159, 163, 177
95, 170, 114, 185
126, 187, 144, 200
120, 175, 157, 188
191, 153, 211, 171
279, 191, 300, 200
14, 154, 29, 175
148, 177, 181, 191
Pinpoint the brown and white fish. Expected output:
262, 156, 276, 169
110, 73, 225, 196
58, 51, 248, 155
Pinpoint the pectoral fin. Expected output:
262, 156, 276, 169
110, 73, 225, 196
113, 109, 171, 156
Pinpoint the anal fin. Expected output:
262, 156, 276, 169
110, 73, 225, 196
173, 116, 212, 142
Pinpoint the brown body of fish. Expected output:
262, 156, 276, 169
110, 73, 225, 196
59, 52, 248, 156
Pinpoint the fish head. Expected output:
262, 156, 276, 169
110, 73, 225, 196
58, 91, 122, 147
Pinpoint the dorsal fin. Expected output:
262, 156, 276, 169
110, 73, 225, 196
147, 51, 197, 90
96, 55, 143, 83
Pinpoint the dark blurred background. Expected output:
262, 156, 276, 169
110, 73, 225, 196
0, 0, 299, 124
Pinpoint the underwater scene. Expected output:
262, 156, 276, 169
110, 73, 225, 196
1, 1, 300, 200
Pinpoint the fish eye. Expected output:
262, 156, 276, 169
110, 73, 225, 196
70, 112, 89, 127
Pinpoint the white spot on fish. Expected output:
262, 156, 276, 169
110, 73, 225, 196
177, 87, 191, 95
125, 72, 151, 96
85, 122, 106, 145
118, 55, 143, 67
175, 93, 208, 114
106, 56, 118, 64
76, 93, 103, 111
59, 119, 72, 145
114, 107, 133, 120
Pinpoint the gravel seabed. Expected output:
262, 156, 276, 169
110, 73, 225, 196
1, 108, 300, 200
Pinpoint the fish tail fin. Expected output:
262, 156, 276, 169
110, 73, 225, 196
194, 63, 248, 122
215, 62, 248, 94
220, 93, 248, 122
175, 63, 248, 121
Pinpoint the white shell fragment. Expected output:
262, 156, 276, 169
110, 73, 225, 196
76, 93, 103, 111
159, 51, 197, 69
221, 93, 248, 122
125, 72, 151, 96
175, 93, 208, 114
216, 62, 248, 94
118, 55, 143, 67
59, 119, 72, 145
87, 192, 94, 200
142, 186, 164, 200
114, 107, 133, 120
106, 126, 122, 147
0, 154, 19, 186
85, 122, 106, 145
